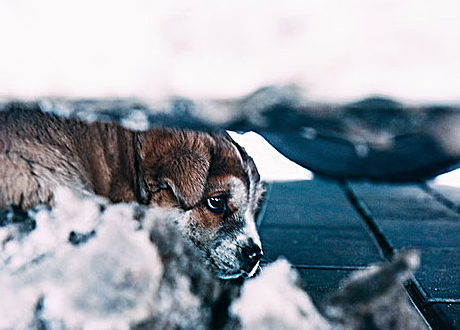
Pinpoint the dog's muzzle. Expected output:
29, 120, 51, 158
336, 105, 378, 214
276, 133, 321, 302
210, 234, 263, 280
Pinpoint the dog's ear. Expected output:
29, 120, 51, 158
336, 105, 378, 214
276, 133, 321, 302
156, 150, 210, 210
135, 130, 211, 210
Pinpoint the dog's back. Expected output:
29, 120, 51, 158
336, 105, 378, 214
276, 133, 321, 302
0, 105, 137, 209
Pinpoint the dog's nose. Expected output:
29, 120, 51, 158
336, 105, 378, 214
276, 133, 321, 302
241, 242, 263, 274
243, 244, 263, 262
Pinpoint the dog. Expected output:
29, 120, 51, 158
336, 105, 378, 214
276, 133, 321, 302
0, 104, 264, 279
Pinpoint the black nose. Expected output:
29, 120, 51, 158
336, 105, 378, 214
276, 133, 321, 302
242, 243, 263, 273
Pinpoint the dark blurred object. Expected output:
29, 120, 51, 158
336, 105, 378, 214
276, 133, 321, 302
3, 87, 460, 182
257, 97, 460, 182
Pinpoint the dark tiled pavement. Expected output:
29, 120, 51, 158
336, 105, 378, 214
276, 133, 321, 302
258, 179, 460, 329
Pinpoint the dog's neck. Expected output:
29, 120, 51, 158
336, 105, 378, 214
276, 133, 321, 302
78, 122, 139, 204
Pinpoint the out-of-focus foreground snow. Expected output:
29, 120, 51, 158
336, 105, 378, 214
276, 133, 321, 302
0, 189, 427, 330
0, 188, 162, 329
0, 187, 328, 330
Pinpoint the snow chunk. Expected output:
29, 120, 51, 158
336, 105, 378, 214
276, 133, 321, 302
231, 259, 330, 330
121, 110, 150, 131
0, 189, 163, 330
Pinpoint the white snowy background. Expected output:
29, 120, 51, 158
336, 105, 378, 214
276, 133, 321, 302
0, 0, 459, 184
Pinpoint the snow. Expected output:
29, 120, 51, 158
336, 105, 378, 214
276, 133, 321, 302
0, 189, 426, 329
231, 259, 330, 330
228, 131, 313, 182
433, 169, 460, 188
0, 188, 163, 330
121, 110, 150, 132
0, 0, 459, 103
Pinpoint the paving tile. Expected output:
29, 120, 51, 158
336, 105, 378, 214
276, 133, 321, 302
261, 179, 365, 227
296, 267, 430, 329
349, 183, 458, 221
378, 220, 460, 250
427, 183, 460, 207
260, 226, 382, 267
295, 268, 354, 305
348, 182, 460, 302
258, 180, 460, 329
416, 249, 460, 300
259, 180, 381, 299
430, 304, 460, 330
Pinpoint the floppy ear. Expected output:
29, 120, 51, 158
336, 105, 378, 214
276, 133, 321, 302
156, 150, 210, 209
135, 131, 211, 210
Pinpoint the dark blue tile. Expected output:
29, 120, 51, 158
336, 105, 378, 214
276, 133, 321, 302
260, 226, 382, 267
261, 179, 366, 227
416, 250, 460, 300
349, 183, 457, 221
348, 182, 460, 301
427, 183, 460, 208
378, 220, 460, 250
430, 304, 460, 330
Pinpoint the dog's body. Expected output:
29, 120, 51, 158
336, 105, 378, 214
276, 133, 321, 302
0, 106, 264, 279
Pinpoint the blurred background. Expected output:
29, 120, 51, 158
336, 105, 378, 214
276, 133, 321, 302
1, 0, 459, 184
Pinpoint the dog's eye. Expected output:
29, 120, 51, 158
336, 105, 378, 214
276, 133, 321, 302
206, 196, 227, 214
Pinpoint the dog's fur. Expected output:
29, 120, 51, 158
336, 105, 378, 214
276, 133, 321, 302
0, 105, 264, 279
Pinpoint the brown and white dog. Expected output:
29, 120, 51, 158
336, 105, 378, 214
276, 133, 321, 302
0, 106, 264, 279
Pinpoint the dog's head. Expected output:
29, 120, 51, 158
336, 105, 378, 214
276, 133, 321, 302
136, 129, 264, 279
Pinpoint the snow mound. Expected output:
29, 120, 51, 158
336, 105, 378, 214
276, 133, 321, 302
0, 189, 427, 330
231, 259, 329, 330
0, 188, 163, 330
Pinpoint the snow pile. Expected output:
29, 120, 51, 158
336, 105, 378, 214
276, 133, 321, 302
0, 188, 163, 330
231, 259, 329, 330
0, 188, 233, 330
0, 189, 427, 330
232, 251, 427, 330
